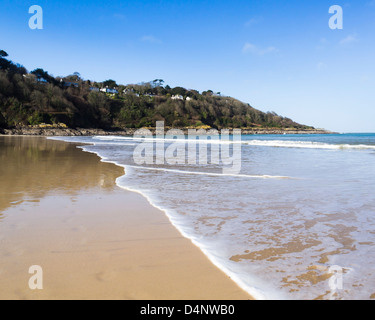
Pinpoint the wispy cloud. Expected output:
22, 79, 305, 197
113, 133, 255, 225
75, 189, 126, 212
339, 34, 359, 45
242, 42, 278, 55
244, 16, 263, 27
140, 35, 162, 44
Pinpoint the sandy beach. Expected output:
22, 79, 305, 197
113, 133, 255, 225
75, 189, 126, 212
0, 136, 252, 300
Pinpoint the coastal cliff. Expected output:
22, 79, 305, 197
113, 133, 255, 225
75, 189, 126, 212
1, 49, 330, 134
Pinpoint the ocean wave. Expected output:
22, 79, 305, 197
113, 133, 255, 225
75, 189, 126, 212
244, 140, 375, 150
125, 165, 292, 179
93, 135, 239, 145
93, 135, 375, 150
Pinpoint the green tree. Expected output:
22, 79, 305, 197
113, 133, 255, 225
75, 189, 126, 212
152, 79, 164, 87
102, 79, 118, 88
0, 50, 8, 57
27, 111, 44, 126
0, 50, 10, 70
0, 112, 6, 128
31, 68, 56, 84
171, 86, 187, 96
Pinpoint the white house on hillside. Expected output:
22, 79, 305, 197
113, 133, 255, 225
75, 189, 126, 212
171, 95, 183, 100
100, 87, 118, 94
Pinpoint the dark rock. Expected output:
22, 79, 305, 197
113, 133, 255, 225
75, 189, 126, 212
0, 126, 336, 137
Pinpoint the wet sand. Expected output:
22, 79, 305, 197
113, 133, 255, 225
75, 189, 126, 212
0, 136, 252, 300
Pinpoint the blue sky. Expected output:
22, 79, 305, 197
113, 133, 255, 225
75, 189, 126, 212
1, 0, 374, 132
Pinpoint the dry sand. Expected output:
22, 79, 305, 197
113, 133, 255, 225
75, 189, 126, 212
0, 136, 252, 300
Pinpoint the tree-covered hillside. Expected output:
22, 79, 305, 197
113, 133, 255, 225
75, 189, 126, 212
0, 50, 314, 130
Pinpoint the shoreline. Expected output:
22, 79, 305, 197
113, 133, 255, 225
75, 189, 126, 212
0, 127, 336, 137
73, 143, 266, 299
0, 136, 253, 300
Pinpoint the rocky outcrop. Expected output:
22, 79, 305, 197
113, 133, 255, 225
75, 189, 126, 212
0, 127, 335, 136
1, 127, 131, 136
239, 128, 335, 135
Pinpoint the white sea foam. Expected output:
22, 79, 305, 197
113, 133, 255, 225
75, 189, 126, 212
244, 140, 375, 150
93, 135, 375, 150
125, 165, 292, 180
93, 135, 240, 145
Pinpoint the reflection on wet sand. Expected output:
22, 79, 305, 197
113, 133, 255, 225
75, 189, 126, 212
0, 136, 124, 217
0, 136, 251, 300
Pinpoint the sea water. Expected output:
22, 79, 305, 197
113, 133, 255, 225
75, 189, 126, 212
50, 133, 375, 300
